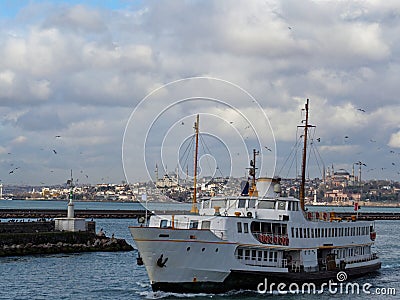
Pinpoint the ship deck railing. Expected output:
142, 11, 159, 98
252, 232, 289, 246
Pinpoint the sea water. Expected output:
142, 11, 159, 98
0, 201, 399, 299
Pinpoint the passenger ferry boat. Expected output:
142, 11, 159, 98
129, 100, 381, 293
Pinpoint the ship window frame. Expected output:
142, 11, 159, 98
211, 199, 226, 210
237, 248, 243, 259
311, 228, 315, 238
299, 228, 303, 238
202, 199, 210, 209
251, 249, 257, 260
295, 228, 299, 238
258, 200, 276, 209
263, 250, 268, 261
257, 250, 263, 261
189, 220, 199, 229
160, 220, 168, 228
243, 223, 249, 233
201, 220, 211, 230
238, 199, 246, 208
237, 222, 242, 233
277, 201, 286, 210
245, 249, 250, 260
248, 199, 256, 208
291, 227, 294, 238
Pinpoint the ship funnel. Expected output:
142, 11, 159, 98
256, 177, 281, 198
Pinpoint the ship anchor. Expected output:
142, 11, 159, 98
156, 254, 168, 267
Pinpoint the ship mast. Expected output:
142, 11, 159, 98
299, 99, 314, 211
190, 114, 199, 214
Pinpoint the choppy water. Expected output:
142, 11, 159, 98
0, 202, 399, 299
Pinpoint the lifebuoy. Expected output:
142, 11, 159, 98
370, 232, 376, 241
258, 234, 264, 243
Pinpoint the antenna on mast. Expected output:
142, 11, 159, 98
190, 114, 200, 214
248, 149, 259, 197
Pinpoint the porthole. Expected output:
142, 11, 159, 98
202, 247, 205, 252
187, 247, 191, 251
215, 248, 219, 252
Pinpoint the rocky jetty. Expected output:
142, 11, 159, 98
0, 233, 133, 256
0, 221, 133, 257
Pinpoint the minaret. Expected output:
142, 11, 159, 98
155, 164, 159, 183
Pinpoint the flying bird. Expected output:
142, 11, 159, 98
53, 149, 57, 154
357, 108, 366, 112
316, 138, 321, 142
344, 136, 349, 139
264, 146, 272, 152
370, 139, 376, 143
55, 135, 61, 138
392, 163, 396, 166
9, 167, 19, 174
181, 122, 184, 125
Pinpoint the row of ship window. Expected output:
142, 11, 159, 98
333, 246, 370, 259
236, 248, 278, 262
291, 226, 371, 239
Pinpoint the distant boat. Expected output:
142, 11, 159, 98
129, 102, 381, 293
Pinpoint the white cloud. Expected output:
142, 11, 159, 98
1, 0, 400, 183
388, 131, 400, 148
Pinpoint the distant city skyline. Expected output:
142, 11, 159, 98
1, 1, 400, 185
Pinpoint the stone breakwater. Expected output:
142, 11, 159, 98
0, 231, 133, 256
0, 220, 133, 257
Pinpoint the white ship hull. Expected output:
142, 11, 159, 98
130, 208, 381, 293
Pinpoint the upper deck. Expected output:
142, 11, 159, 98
200, 196, 303, 222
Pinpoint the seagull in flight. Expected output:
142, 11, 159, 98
357, 108, 366, 112
53, 149, 57, 154
264, 146, 272, 152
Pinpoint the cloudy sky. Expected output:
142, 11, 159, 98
1, 0, 400, 186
